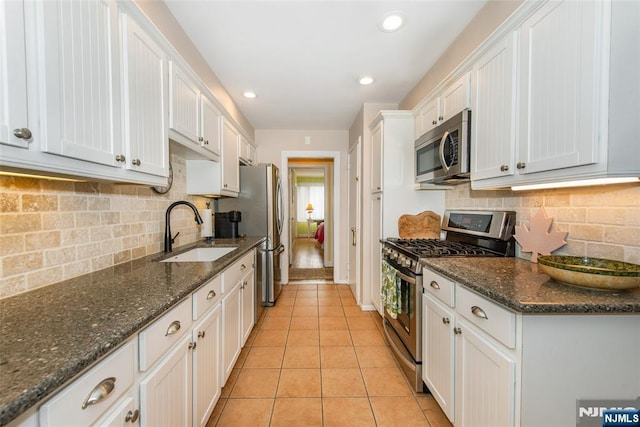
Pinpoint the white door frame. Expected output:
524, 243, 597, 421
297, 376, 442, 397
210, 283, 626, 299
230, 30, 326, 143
281, 150, 341, 284
348, 138, 361, 303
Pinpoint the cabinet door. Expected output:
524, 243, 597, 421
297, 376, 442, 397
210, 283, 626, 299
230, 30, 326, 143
139, 335, 193, 427
415, 98, 439, 138
0, 0, 29, 148
36, 0, 123, 166
518, 0, 603, 174
241, 268, 255, 345
121, 13, 168, 177
370, 121, 383, 193
472, 34, 518, 181
369, 193, 382, 314
95, 395, 138, 427
222, 283, 242, 382
454, 319, 515, 427
193, 305, 221, 427
169, 60, 200, 144
221, 118, 240, 194
200, 95, 221, 157
440, 73, 470, 122
422, 293, 455, 423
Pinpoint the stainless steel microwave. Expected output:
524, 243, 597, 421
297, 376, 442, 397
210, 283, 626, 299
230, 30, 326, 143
415, 109, 471, 185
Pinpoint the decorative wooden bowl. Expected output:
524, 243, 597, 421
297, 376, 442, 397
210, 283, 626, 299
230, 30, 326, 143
538, 256, 640, 291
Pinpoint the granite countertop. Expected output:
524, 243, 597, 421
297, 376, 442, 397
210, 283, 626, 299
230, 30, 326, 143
0, 237, 264, 426
421, 257, 640, 314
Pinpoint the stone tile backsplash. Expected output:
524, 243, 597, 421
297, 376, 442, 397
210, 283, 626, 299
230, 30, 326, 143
445, 183, 640, 264
0, 154, 209, 298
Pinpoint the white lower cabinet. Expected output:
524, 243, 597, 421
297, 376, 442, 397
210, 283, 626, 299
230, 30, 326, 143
192, 305, 222, 427
34, 249, 258, 427
422, 269, 515, 427
139, 334, 193, 427
222, 281, 242, 383
454, 318, 516, 427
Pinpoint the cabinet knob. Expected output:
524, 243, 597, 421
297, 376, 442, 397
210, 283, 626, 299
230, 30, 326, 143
240, 264, 246, 270
13, 127, 32, 140
125, 409, 139, 423
189, 342, 197, 350
206, 289, 216, 300
198, 331, 206, 339
500, 165, 509, 172
442, 317, 450, 325
454, 327, 462, 335
198, 136, 204, 142
438, 115, 444, 121
432, 120, 437, 125
516, 162, 526, 170
224, 184, 228, 188
204, 139, 209, 145
132, 158, 141, 166
115, 154, 126, 162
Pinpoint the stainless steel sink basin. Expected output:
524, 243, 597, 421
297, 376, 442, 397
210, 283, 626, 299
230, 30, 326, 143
160, 247, 237, 262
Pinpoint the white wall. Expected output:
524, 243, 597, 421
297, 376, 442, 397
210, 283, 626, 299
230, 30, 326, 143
255, 130, 350, 284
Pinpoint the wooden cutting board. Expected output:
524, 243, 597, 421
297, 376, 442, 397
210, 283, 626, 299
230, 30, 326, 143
398, 211, 441, 239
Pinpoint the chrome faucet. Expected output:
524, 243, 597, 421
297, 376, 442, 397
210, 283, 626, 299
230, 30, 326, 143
164, 201, 204, 252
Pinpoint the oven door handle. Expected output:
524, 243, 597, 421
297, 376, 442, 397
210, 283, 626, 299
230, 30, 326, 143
395, 270, 417, 285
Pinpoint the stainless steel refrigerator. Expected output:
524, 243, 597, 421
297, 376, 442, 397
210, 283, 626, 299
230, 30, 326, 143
217, 164, 285, 315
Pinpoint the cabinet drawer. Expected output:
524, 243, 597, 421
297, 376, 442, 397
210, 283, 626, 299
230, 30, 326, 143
423, 269, 455, 307
222, 251, 254, 293
456, 285, 516, 348
139, 298, 192, 371
39, 341, 135, 427
193, 274, 222, 320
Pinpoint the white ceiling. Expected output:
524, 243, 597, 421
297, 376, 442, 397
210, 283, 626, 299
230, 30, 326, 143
164, 0, 487, 130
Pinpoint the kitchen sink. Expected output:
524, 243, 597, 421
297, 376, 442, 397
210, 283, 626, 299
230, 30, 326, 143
160, 247, 237, 262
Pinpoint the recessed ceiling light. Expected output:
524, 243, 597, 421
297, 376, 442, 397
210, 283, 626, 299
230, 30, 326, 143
243, 91, 257, 99
359, 76, 374, 86
379, 12, 405, 32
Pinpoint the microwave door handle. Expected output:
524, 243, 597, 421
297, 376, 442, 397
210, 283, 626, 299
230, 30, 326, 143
439, 131, 450, 172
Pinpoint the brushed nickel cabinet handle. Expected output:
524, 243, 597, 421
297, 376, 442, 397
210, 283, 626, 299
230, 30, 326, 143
165, 320, 181, 336
240, 264, 246, 270
430, 281, 440, 290
198, 136, 204, 142
432, 120, 437, 125
438, 115, 444, 121
198, 331, 206, 338
115, 154, 126, 162
500, 165, 509, 172
454, 327, 462, 335
471, 305, 488, 319
132, 158, 141, 166
13, 127, 32, 139
189, 342, 197, 350
81, 377, 116, 409
206, 289, 216, 300
442, 317, 450, 325
516, 162, 526, 170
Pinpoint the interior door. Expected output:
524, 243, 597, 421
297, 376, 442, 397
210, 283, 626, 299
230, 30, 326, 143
348, 139, 361, 303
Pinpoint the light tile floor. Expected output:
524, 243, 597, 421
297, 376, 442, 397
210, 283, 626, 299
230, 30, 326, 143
207, 282, 453, 427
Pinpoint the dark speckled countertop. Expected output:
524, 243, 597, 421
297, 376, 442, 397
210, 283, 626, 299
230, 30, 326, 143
421, 257, 640, 314
0, 237, 264, 426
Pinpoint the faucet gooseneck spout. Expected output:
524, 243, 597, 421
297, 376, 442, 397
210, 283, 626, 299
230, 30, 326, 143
164, 201, 204, 252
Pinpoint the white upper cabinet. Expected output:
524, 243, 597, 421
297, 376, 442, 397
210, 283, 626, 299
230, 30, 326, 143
470, 0, 637, 189
414, 73, 470, 140
0, 1, 30, 149
121, 11, 168, 178
472, 33, 518, 181
169, 60, 222, 161
36, 0, 123, 166
169, 60, 200, 145
440, 73, 471, 124
221, 117, 240, 195
239, 135, 256, 166
201, 95, 222, 157
517, 0, 601, 175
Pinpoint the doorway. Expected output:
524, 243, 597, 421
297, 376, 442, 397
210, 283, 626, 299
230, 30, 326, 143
288, 161, 333, 280
281, 151, 341, 284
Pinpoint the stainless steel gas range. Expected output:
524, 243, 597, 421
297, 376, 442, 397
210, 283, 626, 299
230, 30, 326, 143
381, 210, 516, 392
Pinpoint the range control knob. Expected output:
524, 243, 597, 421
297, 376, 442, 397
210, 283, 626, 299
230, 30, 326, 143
404, 259, 413, 269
